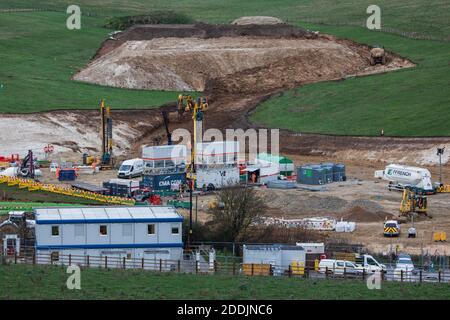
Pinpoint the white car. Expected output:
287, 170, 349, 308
396, 254, 417, 275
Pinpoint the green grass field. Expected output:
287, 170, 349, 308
0, 1, 449, 135
0, 11, 177, 113
1, 264, 449, 299
250, 24, 450, 136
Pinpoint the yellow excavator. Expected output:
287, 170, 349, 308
400, 187, 428, 216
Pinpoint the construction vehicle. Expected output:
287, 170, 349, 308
384, 220, 400, 237
100, 99, 113, 170
375, 164, 434, 193
399, 187, 428, 216
369, 45, 386, 65
161, 110, 173, 145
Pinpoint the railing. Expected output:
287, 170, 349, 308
0, 176, 135, 205
2, 250, 450, 284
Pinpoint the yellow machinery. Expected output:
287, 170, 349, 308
176, 95, 208, 247
435, 184, 450, 193
100, 99, 113, 170
400, 187, 428, 215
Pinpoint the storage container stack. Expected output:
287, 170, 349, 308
297, 163, 346, 185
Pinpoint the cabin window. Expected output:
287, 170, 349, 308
147, 224, 155, 235
122, 224, 132, 237
99, 225, 108, 236
51, 226, 59, 236
171, 226, 179, 235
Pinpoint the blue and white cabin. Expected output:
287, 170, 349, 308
34, 206, 184, 269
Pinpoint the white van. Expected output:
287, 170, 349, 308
318, 259, 363, 276
118, 158, 144, 179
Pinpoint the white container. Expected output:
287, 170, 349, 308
195, 141, 239, 166
142, 145, 187, 168
196, 166, 239, 189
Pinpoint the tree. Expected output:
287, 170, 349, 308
208, 186, 264, 242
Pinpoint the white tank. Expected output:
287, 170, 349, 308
383, 164, 433, 191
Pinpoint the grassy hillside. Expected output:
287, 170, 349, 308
251, 24, 450, 136
1, 264, 450, 299
0, 11, 177, 113
1, 0, 448, 39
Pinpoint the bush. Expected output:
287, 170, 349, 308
104, 11, 195, 30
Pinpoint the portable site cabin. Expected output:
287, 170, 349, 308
256, 153, 294, 176
195, 141, 240, 166
34, 206, 183, 270
142, 145, 187, 173
244, 162, 279, 184
243, 244, 306, 276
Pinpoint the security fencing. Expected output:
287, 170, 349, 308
2, 249, 450, 284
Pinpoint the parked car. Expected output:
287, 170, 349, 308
318, 259, 363, 277
395, 254, 417, 275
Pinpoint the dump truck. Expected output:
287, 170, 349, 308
369, 46, 386, 65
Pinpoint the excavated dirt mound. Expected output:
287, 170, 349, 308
74, 24, 413, 94
231, 16, 285, 25
340, 206, 394, 222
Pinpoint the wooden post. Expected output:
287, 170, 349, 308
251, 263, 254, 276
14, 251, 17, 264
159, 259, 162, 272
105, 256, 108, 269
69, 254, 72, 266
401, 269, 403, 282
123, 257, 126, 269
325, 266, 328, 279
344, 267, 347, 279
305, 266, 309, 279
232, 262, 236, 275
87, 255, 90, 267
362, 268, 366, 281
196, 260, 199, 274
142, 258, 144, 269
438, 270, 441, 283
214, 260, 218, 273
419, 270, 422, 283
288, 265, 292, 277
178, 260, 181, 273
32, 251, 36, 265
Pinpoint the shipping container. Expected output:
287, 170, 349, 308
141, 173, 186, 191
297, 165, 326, 185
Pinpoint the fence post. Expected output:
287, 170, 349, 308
214, 260, 218, 273
325, 266, 328, 279
159, 259, 162, 272
344, 267, 347, 279
123, 257, 126, 269
87, 255, 90, 267
142, 258, 145, 269
438, 270, 441, 283
14, 251, 17, 264
33, 251, 36, 265
178, 260, 181, 273
69, 254, 72, 266
232, 262, 236, 275
419, 270, 422, 283
288, 265, 292, 277
401, 269, 403, 282
305, 266, 309, 279
251, 263, 254, 276
362, 269, 366, 281
105, 256, 108, 269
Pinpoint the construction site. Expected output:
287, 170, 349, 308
0, 3, 449, 300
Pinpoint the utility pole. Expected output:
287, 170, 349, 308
437, 147, 445, 185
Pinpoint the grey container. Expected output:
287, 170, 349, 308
333, 163, 346, 181
297, 165, 326, 185
320, 163, 334, 184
